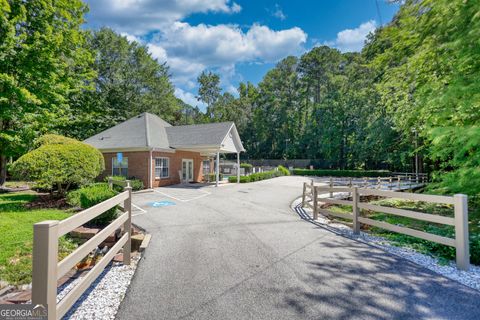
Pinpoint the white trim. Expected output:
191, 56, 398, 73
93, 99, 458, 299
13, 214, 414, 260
154, 157, 170, 179
112, 156, 128, 176
97, 147, 175, 153
220, 123, 245, 152
181, 158, 194, 182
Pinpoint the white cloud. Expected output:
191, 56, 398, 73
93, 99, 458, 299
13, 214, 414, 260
85, 0, 242, 34
271, 4, 286, 20
174, 87, 205, 108
156, 22, 306, 65
330, 20, 377, 52
85, 0, 307, 107
147, 22, 306, 88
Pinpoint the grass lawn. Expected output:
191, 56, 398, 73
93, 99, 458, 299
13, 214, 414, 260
325, 197, 480, 265
0, 192, 76, 285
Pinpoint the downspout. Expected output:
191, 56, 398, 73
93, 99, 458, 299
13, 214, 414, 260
148, 149, 152, 189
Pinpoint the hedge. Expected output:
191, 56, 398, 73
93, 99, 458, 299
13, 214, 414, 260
228, 166, 288, 183
78, 183, 118, 226
292, 169, 391, 178
11, 134, 104, 195
106, 175, 144, 191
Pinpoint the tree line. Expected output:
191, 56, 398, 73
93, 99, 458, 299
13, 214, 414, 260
1, 0, 479, 197
194, 0, 480, 197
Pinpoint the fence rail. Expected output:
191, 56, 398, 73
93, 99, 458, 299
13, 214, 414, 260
322, 174, 427, 191
301, 183, 469, 270
32, 185, 132, 320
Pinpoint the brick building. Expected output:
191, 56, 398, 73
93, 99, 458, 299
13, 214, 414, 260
84, 113, 245, 188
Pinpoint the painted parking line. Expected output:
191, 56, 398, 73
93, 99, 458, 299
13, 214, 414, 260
131, 203, 147, 217
153, 189, 186, 202
152, 188, 211, 202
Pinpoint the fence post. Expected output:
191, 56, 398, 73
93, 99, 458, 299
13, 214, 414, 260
329, 177, 333, 198
313, 186, 318, 220
123, 186, 132, 265
389, 177, 392, 190
397, 176, 401, 189
108, 177, 113, 189
348, 177, 352, 197
377, 177, 381, 189
352, 187, 359, 234
302, 183, 306, 207
454, 194, 469, 270
363, 177, 367, 188
32, 220, 59, 320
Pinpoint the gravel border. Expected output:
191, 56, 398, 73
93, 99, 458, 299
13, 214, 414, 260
291, 197, 480, 291
57, 255, 140, 320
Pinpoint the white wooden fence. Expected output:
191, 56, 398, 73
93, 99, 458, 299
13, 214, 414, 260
302, 182, 470, 270
32, 183, 132, 319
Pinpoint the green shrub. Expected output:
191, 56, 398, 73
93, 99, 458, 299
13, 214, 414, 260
208, 173, 224, 181
106, 176, 144, 191
292, 169, 390, 178
240, 163, 253, 169
278, 165, 290, 176
79, 183, 118, 226
229, 166, 288, 183
66, 188, 82, 207
11, 134, 104, 195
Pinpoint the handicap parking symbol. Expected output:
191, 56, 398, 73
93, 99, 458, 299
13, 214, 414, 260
149, 201, 176, 207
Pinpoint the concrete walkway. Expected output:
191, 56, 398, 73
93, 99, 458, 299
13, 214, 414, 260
117, 176, 480, 320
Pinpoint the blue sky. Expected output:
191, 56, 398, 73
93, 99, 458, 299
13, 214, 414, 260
84, 0, 399, 109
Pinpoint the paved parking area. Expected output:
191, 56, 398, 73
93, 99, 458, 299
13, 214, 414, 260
118, 176, 480, 320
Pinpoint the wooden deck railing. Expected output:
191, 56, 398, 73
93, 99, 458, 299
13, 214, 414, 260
302, 183, 470, 270
32, 185, 132, 320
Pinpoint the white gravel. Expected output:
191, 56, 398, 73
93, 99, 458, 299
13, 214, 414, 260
58, 255, 140, 320
291, 197, 480, 291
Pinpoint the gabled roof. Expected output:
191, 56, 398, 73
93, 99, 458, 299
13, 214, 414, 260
84, 112, 245, 153
166, 122, 234, 148
84, 113, 171, 150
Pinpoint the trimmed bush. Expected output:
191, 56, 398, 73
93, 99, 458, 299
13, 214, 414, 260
229, 166, 286, 183
278, 165, 290, 176
78, 183, 118, 226
208, 173, 224, 181
11, 134, 104, 195
292, 169, 390, 178
106, 176, 144, 191
240, 163, 253, 174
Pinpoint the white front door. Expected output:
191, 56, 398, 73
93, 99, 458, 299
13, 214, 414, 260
182, 159, 194, 182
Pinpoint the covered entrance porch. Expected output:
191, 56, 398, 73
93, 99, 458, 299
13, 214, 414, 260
175, 123, 245, 187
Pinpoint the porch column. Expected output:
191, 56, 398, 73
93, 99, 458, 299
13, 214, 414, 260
216, 151, 220, 187
236, 152, 240, 183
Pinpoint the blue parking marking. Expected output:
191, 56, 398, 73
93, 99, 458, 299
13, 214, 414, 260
148, 201, 176, 207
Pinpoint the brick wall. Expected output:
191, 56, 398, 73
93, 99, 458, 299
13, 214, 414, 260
100, 150, 205, 188
151, 150, 203, 187
100, 151, 150, 186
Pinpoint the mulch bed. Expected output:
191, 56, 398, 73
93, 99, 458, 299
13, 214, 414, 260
24, 194, 71, 210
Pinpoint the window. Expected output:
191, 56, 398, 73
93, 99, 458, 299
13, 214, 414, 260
112, 157, 128, 177
202, 160, 210, 175
155, 157, 169, 178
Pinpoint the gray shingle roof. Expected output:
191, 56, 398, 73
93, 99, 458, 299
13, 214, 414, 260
84, 113, 171, 150
166, 122, 233, 147
84, 113, 238, 151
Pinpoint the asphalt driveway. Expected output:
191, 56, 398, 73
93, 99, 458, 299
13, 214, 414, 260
117, 176, 480, 320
